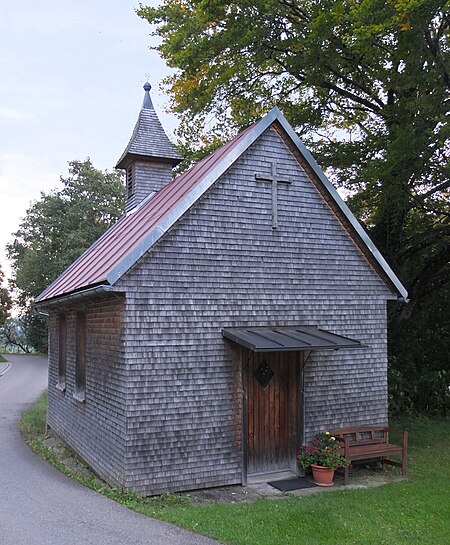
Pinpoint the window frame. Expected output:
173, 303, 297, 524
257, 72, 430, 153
74, 310, 87, 402
56, 313, 67, 391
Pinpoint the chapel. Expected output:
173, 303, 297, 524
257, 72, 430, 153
37, 84, 407, 495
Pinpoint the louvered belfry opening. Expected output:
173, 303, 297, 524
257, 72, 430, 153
126, 165, 134, 200
116, 82, 182, 213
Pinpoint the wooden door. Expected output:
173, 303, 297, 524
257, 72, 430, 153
246, 350, 302, 476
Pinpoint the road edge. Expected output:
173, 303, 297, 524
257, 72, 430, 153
0, 361, 12, 377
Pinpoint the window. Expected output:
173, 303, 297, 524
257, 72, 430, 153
57, 313, 66, 390
75, 311, 86, 402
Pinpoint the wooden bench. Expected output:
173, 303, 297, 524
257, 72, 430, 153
328, 425, 408, 485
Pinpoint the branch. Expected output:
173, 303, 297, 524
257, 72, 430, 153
268, 55, 306, 83
402, 223, 450, 259
408, 245, 450, 296
416, 179, 450, 200
396, 256, 450, 324
324, 64, 386, 109
424, 11, 450, 88
0, 325, 30, 353
320, 80, 382, 114
278, 0, 310, 22
419, 204, 450, 217
338, 102, 381, 118
372, 40, 394, 58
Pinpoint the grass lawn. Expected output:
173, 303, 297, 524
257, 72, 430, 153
0, 354, 6, 362
20, 394, 450, 545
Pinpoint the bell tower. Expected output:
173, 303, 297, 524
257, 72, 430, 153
116, 83, 182, 212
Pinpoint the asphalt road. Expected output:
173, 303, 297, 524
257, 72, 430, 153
0, 354, 220, 545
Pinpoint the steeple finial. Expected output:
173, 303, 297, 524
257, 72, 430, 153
142, 82, 153, 110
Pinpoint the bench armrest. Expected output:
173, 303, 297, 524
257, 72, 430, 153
333, 435, 351, 458
387, 428, 408, 451
387, 427, 406, 436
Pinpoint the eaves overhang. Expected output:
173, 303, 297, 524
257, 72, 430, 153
116, 152, 181, 170
223, 326, 363, 352
35, 284, 114, 308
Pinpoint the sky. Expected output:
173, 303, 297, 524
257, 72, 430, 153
0, 0, 177, 280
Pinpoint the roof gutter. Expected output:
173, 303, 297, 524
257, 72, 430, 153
35, 284, 115, 309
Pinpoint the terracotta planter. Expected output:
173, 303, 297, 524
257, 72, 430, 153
311, 464, 335, 487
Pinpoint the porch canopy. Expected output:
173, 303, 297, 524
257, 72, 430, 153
222, 326, 362, 352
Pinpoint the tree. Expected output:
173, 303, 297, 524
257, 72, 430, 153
139, 1, 450, 413
140, 0, 449, 310
0, 318, 31, 353
6, 159, 124, 351
0, 264, 12, 325
7, 159, 124, 304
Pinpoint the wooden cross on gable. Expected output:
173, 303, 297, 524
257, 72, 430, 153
255, 162, 292, 229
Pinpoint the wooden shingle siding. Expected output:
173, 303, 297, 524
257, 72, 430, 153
47, 295, 127, 487
113, 126, 391, 495
125, 161, 173, 212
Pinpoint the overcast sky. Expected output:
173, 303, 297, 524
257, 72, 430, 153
0, 0, 176, 279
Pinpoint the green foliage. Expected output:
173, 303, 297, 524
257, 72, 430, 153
389, 284, 450, 416
6, 159, 124, 351
19, 390, 48, 435
21, 306, 48, 353
0, 317, 32, 353
140, 1, 450, 414
7, 159, 124, 305
0, 264, 12, 325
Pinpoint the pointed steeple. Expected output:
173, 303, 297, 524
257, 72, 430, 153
142, 81, 153, 109
116, 83, 183, 212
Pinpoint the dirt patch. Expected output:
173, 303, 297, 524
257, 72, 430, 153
41, 432, 100, 482
182, 485, 263, 505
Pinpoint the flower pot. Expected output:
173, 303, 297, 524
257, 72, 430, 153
311, 464, 335, 487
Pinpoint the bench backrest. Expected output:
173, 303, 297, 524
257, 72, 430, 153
328, 426, 389, 445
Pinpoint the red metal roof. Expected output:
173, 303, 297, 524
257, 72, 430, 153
37, 124, 255, 302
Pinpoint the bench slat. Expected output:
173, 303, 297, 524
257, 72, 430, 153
337, 444, 403, 460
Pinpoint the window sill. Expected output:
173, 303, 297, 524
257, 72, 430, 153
56, 381, 66, 393
73, 391, 86, 404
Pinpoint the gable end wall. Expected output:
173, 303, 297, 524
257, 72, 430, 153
115, 126, 392, 495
